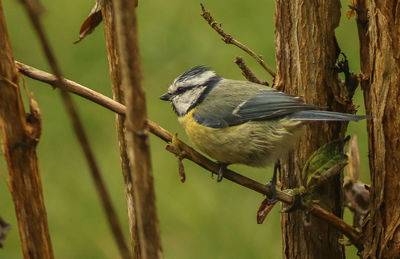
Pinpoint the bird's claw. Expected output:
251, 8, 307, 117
266, 180, 277, 203
266, 161, 280, 202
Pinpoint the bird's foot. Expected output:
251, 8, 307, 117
266, 161, 280, 202
266, 180, 277, 203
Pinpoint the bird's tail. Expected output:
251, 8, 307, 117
289, 110, 371, 122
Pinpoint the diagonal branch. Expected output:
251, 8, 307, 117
16, 61, 363, 250
235, 56, 268, 85
17, 2, 131, 258
200, 3, 276, 78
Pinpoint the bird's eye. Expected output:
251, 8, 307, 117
176, 87, 185, 92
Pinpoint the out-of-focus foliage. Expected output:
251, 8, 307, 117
0, 0, 369, 258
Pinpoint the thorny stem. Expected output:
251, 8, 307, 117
16, 61, 363, 251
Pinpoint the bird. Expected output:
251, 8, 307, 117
160, 66, 368, 198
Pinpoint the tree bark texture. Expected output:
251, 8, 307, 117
275, 1, 354, 258
101, 0, 141, 257
112, 0, 163, 258
359, 1, 400, 258
0, 2, 53, 258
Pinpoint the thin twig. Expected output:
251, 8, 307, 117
311, 205, 362, 249
16, 61, 362, 250
200, 3, 276, 78
235, 56, 268, 85
18, 2, 131, 258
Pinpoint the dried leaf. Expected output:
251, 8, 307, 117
166, 134, 187, 182
0, 217, 11, 248
257, 198, 277, 224
347, 133, 360, 181
344, 181, 370, 227
74, 1, 103, 44
178, 158, 186, 183
347, 0, 357, 19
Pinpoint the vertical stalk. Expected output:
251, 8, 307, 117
101, 0, 141, 257
0, 1, 53, 258
112, 0, 163, 258
359, 1, 400, 257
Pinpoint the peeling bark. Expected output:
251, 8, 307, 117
359, 1, 400, 258
0, 1, 53, 258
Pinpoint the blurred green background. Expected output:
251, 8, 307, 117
0, 0, 369, 258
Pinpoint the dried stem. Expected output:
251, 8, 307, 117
112, 0, 163, 258
18, 1, 131, 258
0, 2, 53, 258
200, 3, 276, 78
16, 62, 362, 249
101, 0, 141, 256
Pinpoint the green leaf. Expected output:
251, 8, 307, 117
302, 138, 349, 189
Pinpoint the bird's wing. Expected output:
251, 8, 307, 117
192, 80, 316, 128
233, 90, 316, 121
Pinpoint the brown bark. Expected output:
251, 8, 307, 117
101, 0, 141, 257
358, 1, 400, 258
112, 0, 163, 258
275, 1, 353, 258
0, 2, 53, 258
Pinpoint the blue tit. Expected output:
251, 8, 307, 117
160, 66, 367, 186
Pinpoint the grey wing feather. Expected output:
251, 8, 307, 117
289, 110, 370, 121
233, 90, 316, 121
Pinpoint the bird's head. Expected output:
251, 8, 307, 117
160, 66, 221, 116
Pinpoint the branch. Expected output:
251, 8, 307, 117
16, 61, 362, 250
234, 56, 268, 86
311, 205, 362, 248
200, 3, 276, 78
18, 2, 131, 258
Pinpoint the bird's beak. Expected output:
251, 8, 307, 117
160, 92, 172, 101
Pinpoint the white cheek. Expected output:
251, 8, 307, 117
172, 86, 207, 115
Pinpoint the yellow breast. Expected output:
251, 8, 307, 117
178, 110, 303, 167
